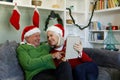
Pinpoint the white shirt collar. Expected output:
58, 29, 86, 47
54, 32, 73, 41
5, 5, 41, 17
55, 45, 63, 51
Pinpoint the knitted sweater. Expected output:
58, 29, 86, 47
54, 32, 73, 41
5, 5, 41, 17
16, 43, 56, 80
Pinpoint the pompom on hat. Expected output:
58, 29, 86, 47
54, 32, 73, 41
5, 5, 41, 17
21, 25, 41, 42
46, 24, 64, 37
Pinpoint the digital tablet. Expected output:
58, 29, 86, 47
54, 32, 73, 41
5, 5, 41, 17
65, 36, 81, 59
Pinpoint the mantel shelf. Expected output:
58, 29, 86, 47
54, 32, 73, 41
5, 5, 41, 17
0, 1, 64, 12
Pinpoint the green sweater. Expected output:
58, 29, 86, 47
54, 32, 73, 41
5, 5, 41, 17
16, 43, 56, 80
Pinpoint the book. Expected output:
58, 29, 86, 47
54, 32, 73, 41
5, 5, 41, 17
65, 36, 81, 59
90, 21, 102, 30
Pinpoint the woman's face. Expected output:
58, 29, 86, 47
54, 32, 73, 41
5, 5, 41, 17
47, 31, 59, 46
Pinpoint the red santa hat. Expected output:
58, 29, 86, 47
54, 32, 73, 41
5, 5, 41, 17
46, 24, 64, 37
21, 25, 41, 42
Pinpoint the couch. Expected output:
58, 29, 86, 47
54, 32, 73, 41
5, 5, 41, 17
83, 48, 120, 80
0, 40, 120, 80
0, 40, 24, 80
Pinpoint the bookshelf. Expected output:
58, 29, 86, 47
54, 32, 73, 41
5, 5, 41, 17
89, 30, 120, 42
88, 0, 120, 49
89, 30, 104, 43
89, 0, 120, 11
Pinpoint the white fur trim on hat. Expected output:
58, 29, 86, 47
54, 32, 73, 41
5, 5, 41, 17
24, 28, 40, 37
47, 25, 62, 36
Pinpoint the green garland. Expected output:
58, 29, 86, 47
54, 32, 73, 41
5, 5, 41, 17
44, 11, 63, 31
66, 0, 97, 30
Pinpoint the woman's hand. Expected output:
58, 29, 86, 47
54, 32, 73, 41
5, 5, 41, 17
51, 52, 64, 59
61, 57, 67, 62
73, 41, 83, 57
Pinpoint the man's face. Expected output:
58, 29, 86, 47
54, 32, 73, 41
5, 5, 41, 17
25, 32, 40, 47
47, 31, 59, 46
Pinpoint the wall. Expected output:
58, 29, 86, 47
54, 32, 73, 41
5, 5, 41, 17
0, 4, 63, 43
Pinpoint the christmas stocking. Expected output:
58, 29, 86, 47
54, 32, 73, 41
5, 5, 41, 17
9, 5, 20, 30
32, 7, 40, 27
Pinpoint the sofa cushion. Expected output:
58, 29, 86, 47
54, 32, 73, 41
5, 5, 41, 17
83, 48, 120, 70
97, 67, 111, 80
0, 40, 24, 80
98, 67, 120, 80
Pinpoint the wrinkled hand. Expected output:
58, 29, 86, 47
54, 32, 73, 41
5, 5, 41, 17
73, 41, 83, 58
52, 52, 64, 59
61, 57, 67, 62
73, 41, 83, 57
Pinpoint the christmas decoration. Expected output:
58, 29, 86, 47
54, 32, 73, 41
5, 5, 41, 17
21, 25, 41, 42
66, 0, 97, 30
32, 7, 40, 27
9, 4, 20, 30
46, 24, 64, 37
44, 11, 63, 31
103, 23, 120, 51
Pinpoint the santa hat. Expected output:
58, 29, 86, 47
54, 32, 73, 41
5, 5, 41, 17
21, 25, 41, 42
46, 24, 64, 37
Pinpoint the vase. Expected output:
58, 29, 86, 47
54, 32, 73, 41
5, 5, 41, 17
32, 0, 42, 6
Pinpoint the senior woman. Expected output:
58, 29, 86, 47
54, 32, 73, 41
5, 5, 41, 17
46, 24, 98, 80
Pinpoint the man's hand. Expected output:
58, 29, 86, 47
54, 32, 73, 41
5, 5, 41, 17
52, 52, 64, 59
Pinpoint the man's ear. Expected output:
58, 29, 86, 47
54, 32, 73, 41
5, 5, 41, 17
24, 36, 29, 42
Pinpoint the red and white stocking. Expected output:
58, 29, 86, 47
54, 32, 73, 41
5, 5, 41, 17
9, 5, 20, 30
32, 7, 40, 27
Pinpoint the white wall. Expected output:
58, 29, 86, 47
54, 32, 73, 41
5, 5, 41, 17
0, 4, 60, 43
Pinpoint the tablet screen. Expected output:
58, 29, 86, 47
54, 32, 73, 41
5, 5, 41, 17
65, 36, 81, 59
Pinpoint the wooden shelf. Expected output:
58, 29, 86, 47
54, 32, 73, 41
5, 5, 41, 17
94, 7, 120, 13
66, 10, 85, 14
89, 30, 120, 32
0, 1, 64, 12
89, 40, 104, 44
